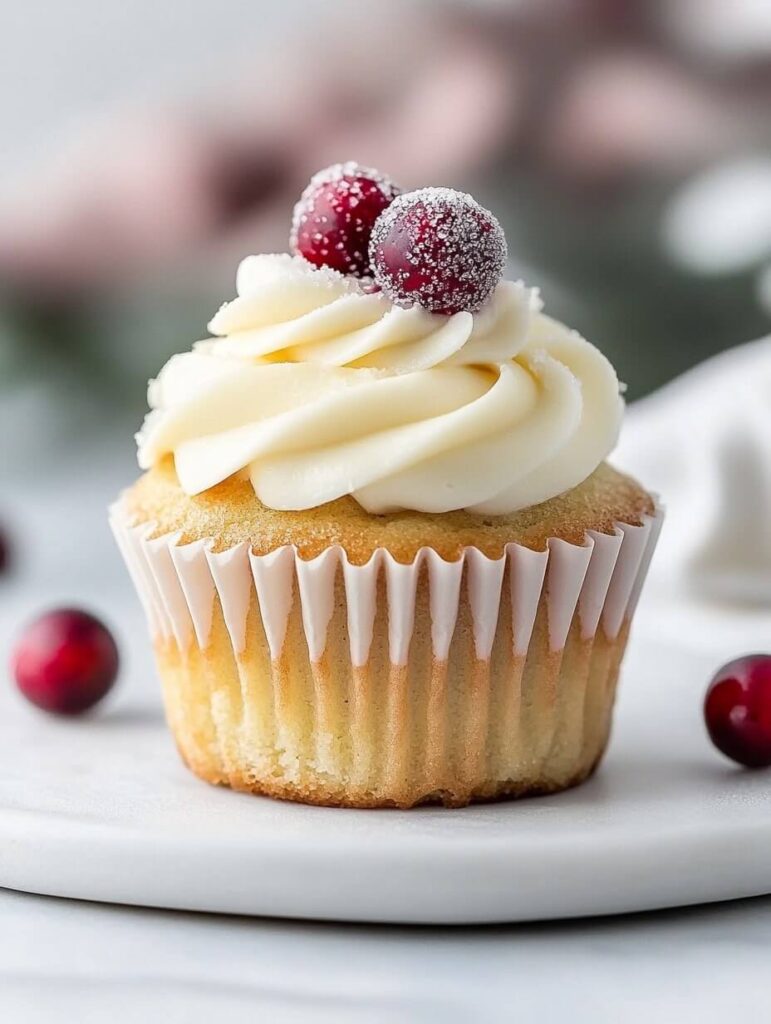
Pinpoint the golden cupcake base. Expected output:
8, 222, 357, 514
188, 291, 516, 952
115, 458, 657, 809
155, 576, 629, 809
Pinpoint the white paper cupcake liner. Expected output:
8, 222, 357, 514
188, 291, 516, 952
110, 500, 663, 665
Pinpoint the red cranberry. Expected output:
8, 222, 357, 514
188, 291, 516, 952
290, 162, 401, 277
0, 527, 9, 574
370, 187, 507, 315
704, 655, 771, 768
12, 608, 119, 715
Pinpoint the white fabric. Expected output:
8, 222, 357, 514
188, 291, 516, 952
617, 335, 771, 604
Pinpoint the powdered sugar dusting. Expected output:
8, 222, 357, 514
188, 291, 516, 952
370, 187, 507, 315
290, 162, 401, 278
236, 252, 359, 298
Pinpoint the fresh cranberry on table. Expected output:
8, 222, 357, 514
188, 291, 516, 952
370, 186, 507, 315
291, 162, 401, 277
12, 608, 119, 715
0, 527, 9, 574
704, 654, 771, 768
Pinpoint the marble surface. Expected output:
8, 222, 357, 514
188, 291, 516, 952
2, 886, 770, 1022
4, 616, 771, 925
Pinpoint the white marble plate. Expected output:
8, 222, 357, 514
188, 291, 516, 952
2, 592, 770, 925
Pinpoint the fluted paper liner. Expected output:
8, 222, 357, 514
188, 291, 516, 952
110, 500, 663, 807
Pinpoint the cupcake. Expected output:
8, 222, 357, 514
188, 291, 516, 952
111, 165, 661, 808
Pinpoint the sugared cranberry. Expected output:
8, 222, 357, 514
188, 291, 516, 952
12, 608, 119, 715
290, 162, 401, 277
370, 187, 507, 315
705, 655, 771, 768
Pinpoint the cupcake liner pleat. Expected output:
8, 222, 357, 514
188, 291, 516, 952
110, 501, 662, 664
110, 500, 662, 806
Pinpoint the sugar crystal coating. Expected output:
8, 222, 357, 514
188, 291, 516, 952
290, 162, 401, 278
369, 187, 507, 315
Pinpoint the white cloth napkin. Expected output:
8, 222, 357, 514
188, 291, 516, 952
616, 335, 771, 605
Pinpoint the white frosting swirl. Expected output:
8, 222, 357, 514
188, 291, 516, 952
137, 253, 623, 515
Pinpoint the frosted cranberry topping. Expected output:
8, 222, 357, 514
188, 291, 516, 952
290, 162, 401, 277
370, 187, 507, 315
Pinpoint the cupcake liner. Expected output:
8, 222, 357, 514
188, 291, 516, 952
110, 499, 662, 807
110, 501, 663, 666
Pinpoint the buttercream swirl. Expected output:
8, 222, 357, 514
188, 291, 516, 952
137, 253, 623, 515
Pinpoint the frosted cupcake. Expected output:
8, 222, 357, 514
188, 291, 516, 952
112, 165, 661, 808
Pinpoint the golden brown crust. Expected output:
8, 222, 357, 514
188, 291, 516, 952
122, 456, 654, 564
185, 755, 603, 809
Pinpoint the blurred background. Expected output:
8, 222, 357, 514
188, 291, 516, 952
1, 0, 770, 473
